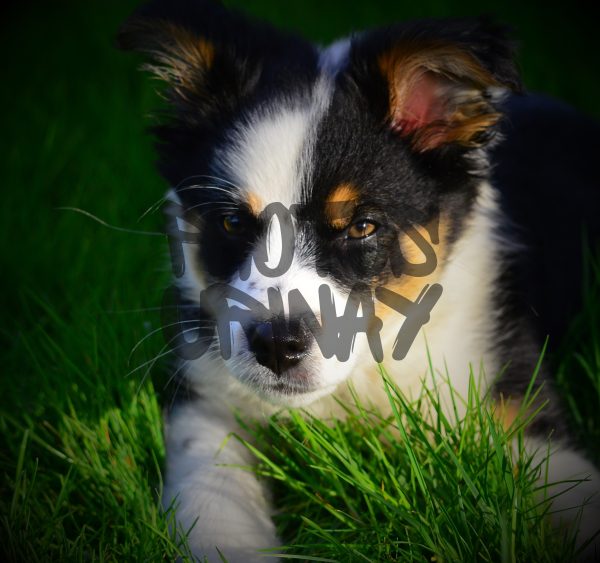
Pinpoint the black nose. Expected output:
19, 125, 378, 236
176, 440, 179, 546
246, 319, 311, 375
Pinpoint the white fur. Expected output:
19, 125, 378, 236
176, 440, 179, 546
218, 108, 309, 210
216, 77, 333, 212
525, 438, 600, 560
163, 400, 279, 562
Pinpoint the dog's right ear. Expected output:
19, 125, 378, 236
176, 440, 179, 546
117, 0, 315, 127
346, 18, 521, 153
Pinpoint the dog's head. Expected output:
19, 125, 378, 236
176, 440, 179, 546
119, 0, 520, 407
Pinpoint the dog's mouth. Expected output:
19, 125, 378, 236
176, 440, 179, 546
265, 372, 316, 395
230, 351, 325, 402
245, 362, 316, 394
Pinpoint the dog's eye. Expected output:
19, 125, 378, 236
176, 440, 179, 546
347, 219, 378, 240
221, 213, 245, 235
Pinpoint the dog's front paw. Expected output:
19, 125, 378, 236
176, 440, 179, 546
536, 444, 600, 562
183, 508, 280, 563
164, 471, 281, 563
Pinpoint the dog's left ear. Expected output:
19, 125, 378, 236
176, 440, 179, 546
348, 18, 521, 152
116, 0, 316, 128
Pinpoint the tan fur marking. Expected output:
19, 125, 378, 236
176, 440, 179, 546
378, 42, 501, 151
493, 396, 524, 432
374, 277, 436, 323
399, 221, 445, 266
325, 184, 359, 229
246, 192, 264, 216
128, 20, 215, 103
374, 215, 449, 322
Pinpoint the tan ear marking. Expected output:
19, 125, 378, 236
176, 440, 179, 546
378, 42, 502, 151
125, 20, 215, 101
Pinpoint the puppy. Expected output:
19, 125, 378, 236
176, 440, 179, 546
118, 1, 600, 560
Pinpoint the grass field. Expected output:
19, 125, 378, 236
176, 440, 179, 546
1, 0, 599, 561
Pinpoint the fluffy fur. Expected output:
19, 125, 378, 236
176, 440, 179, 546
119, 1, 600, 560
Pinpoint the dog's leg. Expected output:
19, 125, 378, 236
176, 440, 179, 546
526, 438, 600, 561
163, 398, 279, 562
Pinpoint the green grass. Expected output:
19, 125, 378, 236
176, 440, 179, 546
1, 0, 599, 561
240, 367, 577, 562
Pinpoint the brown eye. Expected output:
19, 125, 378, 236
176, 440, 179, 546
347, 219, 378, 240
222, 213, 245, 235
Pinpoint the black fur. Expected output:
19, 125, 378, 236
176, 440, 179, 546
491, 95, 600, 439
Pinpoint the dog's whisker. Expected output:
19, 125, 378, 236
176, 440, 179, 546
105, 304, 203, 314
126, 329, 215, 379
175, 174, 241, 191
161, 360, 188, 394
128, 320, 215, 363
133, 331, 218, 397
138, 178, 241, 221
57, 207, 164, 236
183, 201, 239, 215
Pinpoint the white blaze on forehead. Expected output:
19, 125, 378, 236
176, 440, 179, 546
218, 76, 334, 213
220, 106, 314, 210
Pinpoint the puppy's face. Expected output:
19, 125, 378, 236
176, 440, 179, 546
119, 2, 519, 406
